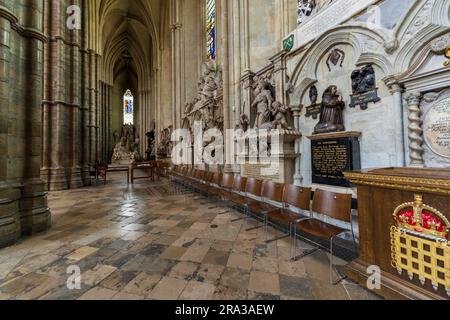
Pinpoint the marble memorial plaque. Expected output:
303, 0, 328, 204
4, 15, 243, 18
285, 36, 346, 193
424, 97, 450, 159
310, 135, 361, 187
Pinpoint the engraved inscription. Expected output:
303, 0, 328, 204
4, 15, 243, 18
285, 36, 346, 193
424, 98, 450, 159
310, 136, 361, 187
312, 141, 348, 178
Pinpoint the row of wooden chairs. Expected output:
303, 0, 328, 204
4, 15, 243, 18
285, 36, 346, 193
169, 165, 357, 284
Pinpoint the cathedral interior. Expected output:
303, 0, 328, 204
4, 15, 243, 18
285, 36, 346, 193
0, 0, 449, 302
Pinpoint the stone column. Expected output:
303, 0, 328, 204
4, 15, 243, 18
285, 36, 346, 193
269, 50, 288, 104
170, 0, 183, 129
240, 70, 255, 125
405, 92, 424, 168
384, 77, 406, 167
0, 4, 21, 247
292, 104, 303, 185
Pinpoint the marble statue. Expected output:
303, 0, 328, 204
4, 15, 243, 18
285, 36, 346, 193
270, 101, 293, 130
236, 114, 250, 132
112, 124, 142, 164
252, 81, 274, 128
314, 85, 346, 134
146, 120, 156, 161
157, 127, 173, 159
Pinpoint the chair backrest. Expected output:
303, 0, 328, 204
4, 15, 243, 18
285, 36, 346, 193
262, 181, 284, 202
232, 175, 247, 192
205, 172, 215, 183
187, 167, 194, 176
283, 185, 312, 211
246, 178, 263, 197
212, 172, 222, 186
312, 189, 352, 223
197, 170, 206, 181
221, 173, 234, 189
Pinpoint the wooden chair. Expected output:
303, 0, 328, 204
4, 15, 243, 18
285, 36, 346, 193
247, 181, 284, 238
266, 185, 312, 256
293, 189, 355, 285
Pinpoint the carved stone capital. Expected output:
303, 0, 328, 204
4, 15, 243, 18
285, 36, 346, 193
383, 76, 403, 94
404, 92, 422, 106
291, 104, 303, 117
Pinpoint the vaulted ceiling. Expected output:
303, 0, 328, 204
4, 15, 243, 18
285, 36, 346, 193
96, 0, 168, 87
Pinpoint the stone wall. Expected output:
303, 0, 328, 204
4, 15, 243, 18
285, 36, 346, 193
0, 0, 51, 248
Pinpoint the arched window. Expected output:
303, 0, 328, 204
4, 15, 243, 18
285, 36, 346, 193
123, 89, 134, 125
206, 0, 216, 60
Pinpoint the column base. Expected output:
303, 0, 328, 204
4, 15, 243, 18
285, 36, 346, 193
41, 166, 85, 191
0, 185, 21, 249
19, 179, 51, 236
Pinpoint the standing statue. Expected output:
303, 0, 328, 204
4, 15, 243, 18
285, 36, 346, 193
146, 122, 156, 161
314, 85, 346, 134
252, 81, 274, 128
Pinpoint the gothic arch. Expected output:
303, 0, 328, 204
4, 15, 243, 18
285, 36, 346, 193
289, 25, 390, 105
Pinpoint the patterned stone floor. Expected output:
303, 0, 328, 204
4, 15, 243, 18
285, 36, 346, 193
0, 174, 381, 300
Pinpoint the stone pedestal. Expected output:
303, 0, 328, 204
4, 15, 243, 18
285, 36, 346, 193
308, 132, 361, 187
239, 130, 301, 184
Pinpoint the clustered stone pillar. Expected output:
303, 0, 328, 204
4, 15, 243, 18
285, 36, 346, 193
0, 1, 51, 247
42, 0, 99, 190
291, 105, 303, 185
404, 92, 424, 168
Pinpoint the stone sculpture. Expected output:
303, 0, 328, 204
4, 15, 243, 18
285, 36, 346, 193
157, 127, 173, 159
326, 48, 345, 72
180, 61, 224, 152
250, 78, 292, 130
252, 81, 274, 128
349, 64, 381, 110
111, 124, 142, 164
236, 114, 250, 132
146, 121, 156, 161
314, 85, 346, 134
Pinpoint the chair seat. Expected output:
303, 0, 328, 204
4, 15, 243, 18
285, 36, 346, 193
248, 201, 279, 215
295, 219, 346, 240
267, 209, 307, 224
207, 186, 221, 195
229, 194, 252, 206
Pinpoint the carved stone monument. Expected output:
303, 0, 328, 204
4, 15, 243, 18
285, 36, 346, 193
111, 124, 142, 165
238, 73, 300, 183
305, 85, 321, 119
314, 85, 345, 134
157, 127, 173, 159
349, 64, 381, 110
146, 121, 156, 161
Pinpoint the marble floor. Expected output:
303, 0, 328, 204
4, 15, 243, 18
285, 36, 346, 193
0, 174, 380, 300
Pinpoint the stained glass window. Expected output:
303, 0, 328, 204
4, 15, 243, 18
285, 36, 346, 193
206, 0, 216, 60
123, 89, 134, 125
